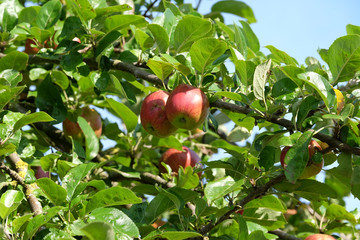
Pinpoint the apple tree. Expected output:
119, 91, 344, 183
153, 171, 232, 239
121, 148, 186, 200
0, 0, 359, 239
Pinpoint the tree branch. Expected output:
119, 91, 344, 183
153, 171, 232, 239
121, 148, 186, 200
2, 153, 43, 215
198, 173, 286, 235
269, 230, 301, 240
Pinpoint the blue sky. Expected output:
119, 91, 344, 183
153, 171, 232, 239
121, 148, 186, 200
193, 0, 360, 64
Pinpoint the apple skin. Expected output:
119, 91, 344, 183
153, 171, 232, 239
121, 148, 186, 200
34, 166, 50, 179
63, 107, 102, 143
159, 146, 201, 176
140, 90, 178, 137
165, 84, 209, 130
304, 234, 336, 240
280, 140, 323, 179
24, 39, 40, 54
24, 38, 58, 54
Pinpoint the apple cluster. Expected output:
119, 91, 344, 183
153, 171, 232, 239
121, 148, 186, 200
280, 140, 323, 179
141, 84, 208, 177
140, 84, 209, 138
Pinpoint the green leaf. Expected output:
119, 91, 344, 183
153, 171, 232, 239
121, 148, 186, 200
105, 15, 147, 32
81, 222, 115, 240
214, 91, 243, 102
283, 131, 313, 183
95, 30, 122, 58
147, 57, 174, 81
295, 95, 321, 128
210, 139, 245, 158
245, 195, 286, 213
36, 178, 67, 206
12, 214, 32, 234
235, 214, 249, 240
95, 4, 132, 17
35, 0, 62, 29
13, 111, 54, 133
234, 60, 256, 91
106, 97, 138, 133
62, 163, 96, 202
43, 228, 76, 240
173, 15, 212, 53
0, 0, 23, 32
88, 208, 139, 239
325, 153, 352, 196
133, 27, 155, 51
77, 116, 99, 161
258, 146, 277, 171
152, 135, 182, 150
35, 75, 67, 124
243, 208, 286, 231
326, 204, 356, 224
66, 0, 96, 22
240, 20, 260, 52
144, 187, 198, 224
190, 37, 227, 76
272, 78, 297, 98
204, 176, 244, 203
177, 166, 200, 189
351, 165, 360, 199
143, 232, 202, 240
0, 51, 28, 72
328, 34, 360, 83
86, 186, 142, 213
211, 1, 256, 23
0, 143, 16, 156
346, 24, 360, 35
233, 24, 248, 58
40, 153, 59, 171
24, 206, 64, 240
50, 70, 69, 90
148, 24, 170, 53
265, 45, 298, 65
253, 59, 271, 102
297, 72, 336, 111
0, 190, 24, 219
58, 16, 85, 42
0, 69, 22, 87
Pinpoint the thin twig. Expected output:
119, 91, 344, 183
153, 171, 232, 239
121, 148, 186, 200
143, 0, 159, 17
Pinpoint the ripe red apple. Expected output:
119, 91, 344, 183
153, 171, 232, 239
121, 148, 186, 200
304, 234, 336, 240
24, 39, 40, 54
72, 37, 81, 43
140, 90, 178, 137
165, 84, 209, 130
63, 107, 102, 143
34, 166, 50, 179
280, 140, 323, 179
159, 146, 201, 176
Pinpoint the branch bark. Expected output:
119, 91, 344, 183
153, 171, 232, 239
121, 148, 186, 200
269, 230, 301, 240
2, 153, 43, 215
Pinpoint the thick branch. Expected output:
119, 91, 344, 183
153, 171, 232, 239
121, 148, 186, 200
269, 230, 301, 240
2, 153, 43, 215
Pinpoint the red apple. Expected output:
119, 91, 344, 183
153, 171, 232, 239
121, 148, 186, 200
305, 234, 336, 240
235, 209, 244, 215
159, 146, 201, 176
72, 37, 81, 43
34, 166, 50, 179
280, 140, 323, 179
63, 107, 102, 143
165, 84, 209, 130
140, 90, 178, 137
24, 39, 40, 54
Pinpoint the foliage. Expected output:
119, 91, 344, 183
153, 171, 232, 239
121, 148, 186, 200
0, 0, 360, 239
